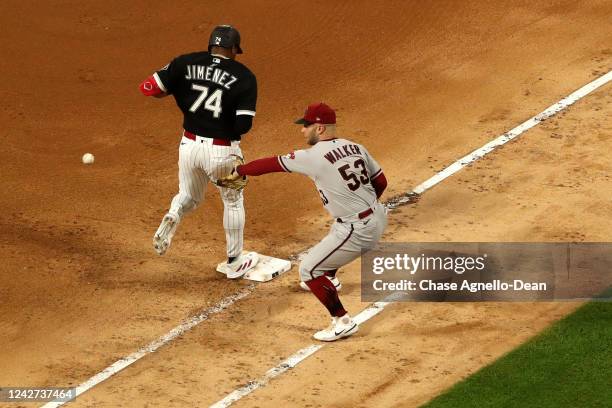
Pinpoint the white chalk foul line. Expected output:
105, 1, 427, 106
210, 70, 612, 407
386, 70, 612, 208
40, 284, 256, 408
210, 293, 401, 408
209, 344, 324, 408
41, 70, 612, 408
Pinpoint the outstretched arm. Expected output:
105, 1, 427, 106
236, 156, 287, 176
217, 151, 309, 190
216, 156, 287, 189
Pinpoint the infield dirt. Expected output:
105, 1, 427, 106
1, 1, 611, 407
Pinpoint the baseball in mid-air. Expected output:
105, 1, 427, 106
82, 153, 95, 165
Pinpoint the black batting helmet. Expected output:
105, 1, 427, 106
208, 25, 243, 54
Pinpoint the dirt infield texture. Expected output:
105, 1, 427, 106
1, 1, 611, 407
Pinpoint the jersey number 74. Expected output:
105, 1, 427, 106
189, 84, 223, 118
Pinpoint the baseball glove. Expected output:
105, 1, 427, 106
216, 155, 248, 191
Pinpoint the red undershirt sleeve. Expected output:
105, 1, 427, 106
237, 156, 287, 176
371, 172, 387, 198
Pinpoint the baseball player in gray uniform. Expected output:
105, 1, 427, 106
218, 102, 388, 341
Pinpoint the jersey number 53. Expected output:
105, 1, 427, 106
338, 159, 369, 191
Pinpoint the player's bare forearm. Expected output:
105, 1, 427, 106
236, 156, 286, 176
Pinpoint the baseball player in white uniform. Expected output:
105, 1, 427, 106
219, 102, 388, 341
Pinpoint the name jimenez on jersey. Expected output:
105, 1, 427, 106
184, 64, 238, 90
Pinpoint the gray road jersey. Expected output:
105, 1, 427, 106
278, 138, 383, 218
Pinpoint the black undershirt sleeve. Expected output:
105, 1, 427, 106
234, 115, 253, 136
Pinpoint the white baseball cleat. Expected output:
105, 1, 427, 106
300, 275, 342, 291
153, 213, 179, 255
220, 252, 260, 279
313, 314, 358, 342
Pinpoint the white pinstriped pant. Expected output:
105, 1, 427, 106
168, 134, 245, 258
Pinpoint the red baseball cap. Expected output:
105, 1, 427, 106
294, 102, 336, 125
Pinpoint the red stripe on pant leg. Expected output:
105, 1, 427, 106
305, 276, 347, 317
308, 225, 354, 280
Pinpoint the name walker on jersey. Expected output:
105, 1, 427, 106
323, 144, 362, 164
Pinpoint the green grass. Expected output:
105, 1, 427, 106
423, 301, 612, 408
